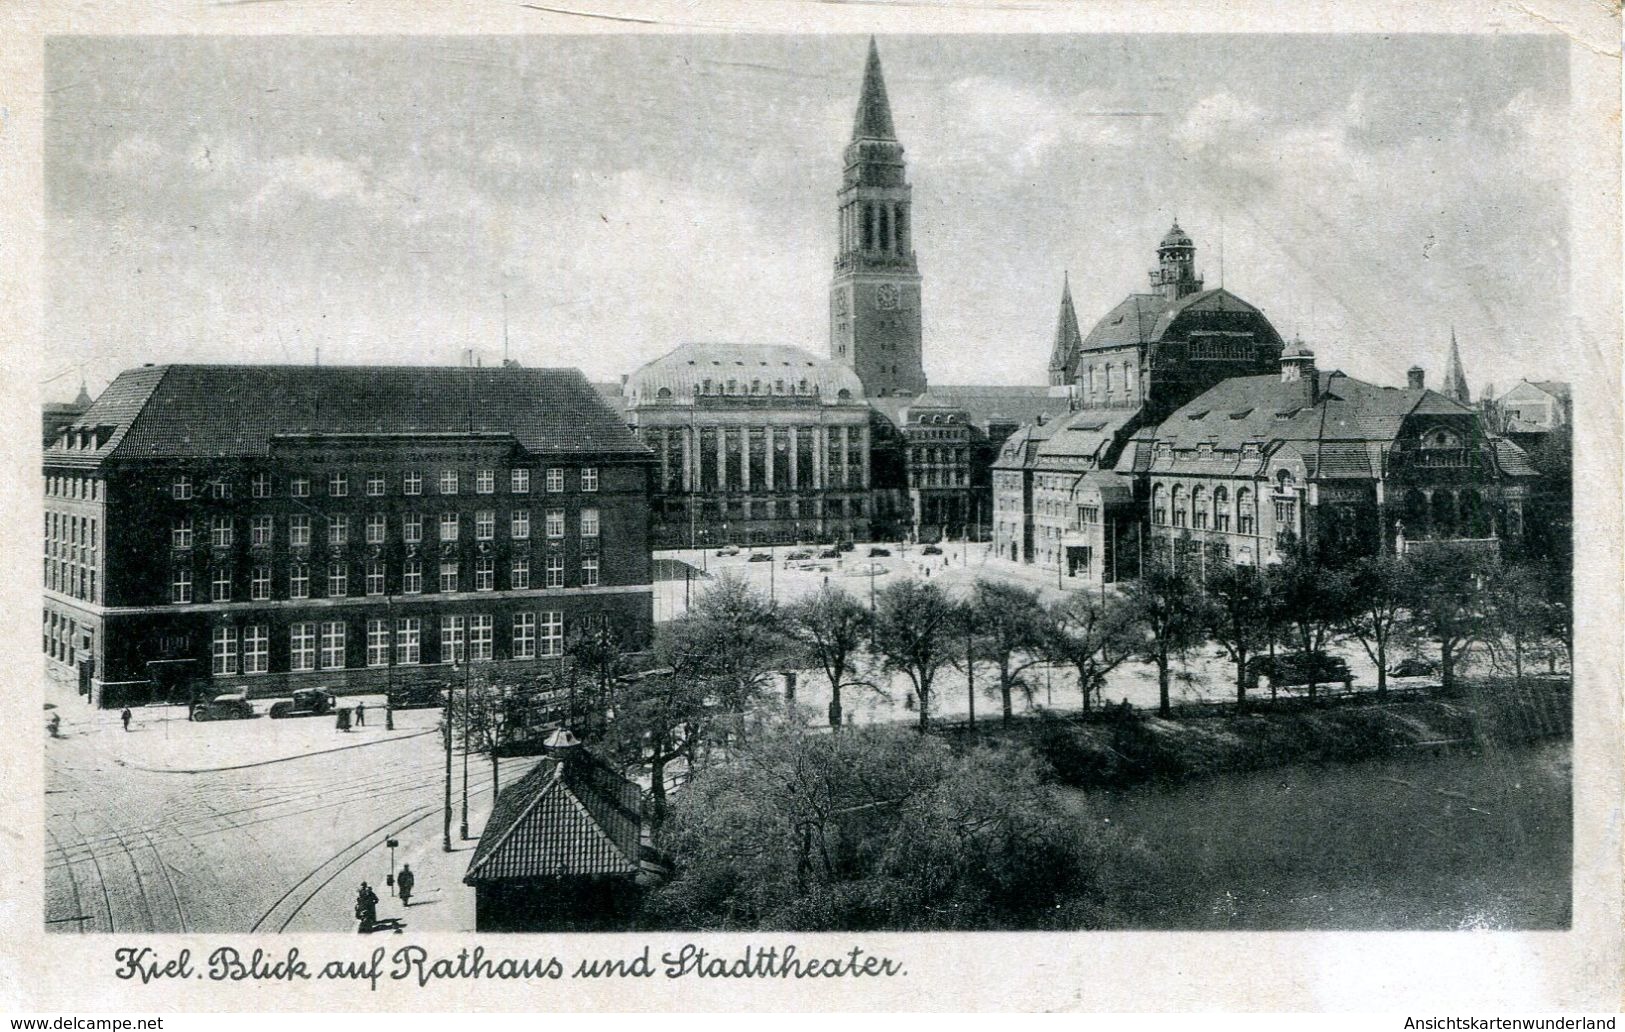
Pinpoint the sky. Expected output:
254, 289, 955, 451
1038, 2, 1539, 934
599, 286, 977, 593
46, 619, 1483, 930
45, 33, 1569, 400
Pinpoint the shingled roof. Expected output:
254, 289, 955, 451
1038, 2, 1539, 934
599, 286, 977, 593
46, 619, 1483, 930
1075, 286, 1278, 356
464, 751, 643, 885
44, 364, 649, 468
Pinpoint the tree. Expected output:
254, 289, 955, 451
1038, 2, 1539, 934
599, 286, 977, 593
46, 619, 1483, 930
448, 669, 511, 801
647, 725, 1123, 930
567, 615, 628, 722
1402, 546, 1492, 692
1044, 590, 1136, 713
680, 575, 789, 735
1202, 563, 1273, 708
968, 579, 1052, 722
1121, 560, 1207, 717
781, 585, 874, 729
1337, 555, 1412, 699
1268, 544, 1356, 702
1482, 563, 1554, 689
872, 580, 958, 731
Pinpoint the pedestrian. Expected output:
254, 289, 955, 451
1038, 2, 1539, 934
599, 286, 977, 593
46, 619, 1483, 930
47, 714, 61, 738
120, 707, 131, 732
355, 882, 378, 931
397, 864, 415, 907
355, 701, 366, 727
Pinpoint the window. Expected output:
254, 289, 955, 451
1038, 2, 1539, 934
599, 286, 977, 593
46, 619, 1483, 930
511, 469, 530, 494
396, 618, 420, 665
1152, 484, 1168, 526
1171, 486, 1188, 528
251, 565, 271, 601
328, 515, 348, 546
544, 554, 564, 588
212, 626, 238, 676
546, 509, 565, 539
581, 467, 599, 492
540, 610, 563, 658
367, 619, 390, 668
290, 563, 310, 599
366, 513, 386, 545
476, 510, 495, 541
290, 514, 311, 547
210, 567, 232, 602
1214, 488, 1231, 532
1192, 488, 1209, 530
403, 513, 422, 544
439, 561, 459, 594
290, 623, 316, 672
1274, 499, 1297, 545
512, 612, 536, 660
290, 476, 310, 498
439, 470, 459, 495
172, 567, 193, 604
441, 616, 466, 663
243, 624, 268, 674
172, 518, 193, 550
319, 621, 346, 669
365, 559, 385, 596
511, 510, 530, 539
328, 473, 348, 497
474, 557, 494, 591
172, 475, 193, 500
469, 614, 493, 661
580, 507, 600, 539
581, 556, 599, 587
511, 558, 530, 590
251, 515, 273, 547
404, 472, 422, 496
476, 469, 494, 495
1238, 489, 1255, 535
211, 478, 231, 500
402, 559, 422, 595
440, 513, 459, 542
328, 562, 348, 597
211, 516, 233, 549
366, 473, 386, 497
546, 468, 564, 493
251, 472, 271, 499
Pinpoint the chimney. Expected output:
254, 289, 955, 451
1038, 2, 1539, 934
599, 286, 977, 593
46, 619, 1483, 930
1407, 366, 1425, 390
543, 728, 581, 765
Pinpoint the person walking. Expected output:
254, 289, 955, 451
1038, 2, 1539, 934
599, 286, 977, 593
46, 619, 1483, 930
354, 701, 366, 727
396, 864, 415, 907
355, 882, 378, 931
120, 708, 132, 732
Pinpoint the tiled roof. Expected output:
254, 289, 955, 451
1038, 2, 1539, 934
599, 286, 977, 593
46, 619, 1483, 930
1493, 438, 1540, 477
465, 751, 643, 884
918, 385, 1073, 432
1075, 287, 1276, 356
1074, 470, 1135, 506
1034, 406, 1138, 462
47, 364, 648, 466
1530, 380, 1572, 402
624, 343, 865, 406
1047, 276, 1083, 374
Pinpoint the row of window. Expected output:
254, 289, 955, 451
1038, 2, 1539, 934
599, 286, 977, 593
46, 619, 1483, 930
1080, 359, 1138, 398
910, 469, 967, 488
171, 467, 599, 501
1150, 484, 1261, 535
211, 611, 566, 675
43, 609, 89, 666
45, 509, 99, 602
44, 474, 101, 501
172, 509, 598, 549
171, 555, 599, 603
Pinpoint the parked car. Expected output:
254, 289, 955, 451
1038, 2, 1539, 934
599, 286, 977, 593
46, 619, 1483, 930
921, 544, 943, 556
269, 688, 337, 719
1388, 657, 1439, 678
1245, 652, 1353, 691
786, 549, 814, 561
388, 681, 448, 710
868, 546, 892, 557
190, 692, 256, 722
716, 545, 740, 557
836, 540, 856, 553
818, 548, 841, 559
747, 552, 773, 563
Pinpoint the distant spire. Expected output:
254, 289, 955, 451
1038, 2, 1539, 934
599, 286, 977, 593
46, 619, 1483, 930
1047, 272, 1083, 382
1442, 325, 1470, 404
73, 378, 91, 408
851, 37, 897, 142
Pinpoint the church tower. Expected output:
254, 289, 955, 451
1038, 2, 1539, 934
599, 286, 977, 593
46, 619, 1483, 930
1047, 273, 1083, 386
1441, 326, 1471, 405
830, 38, 926, 397
1148, 221, 1203, 303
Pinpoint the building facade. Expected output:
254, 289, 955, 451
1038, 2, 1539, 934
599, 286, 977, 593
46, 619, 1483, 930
43, 365, 654, 707
620, 343, 872, 548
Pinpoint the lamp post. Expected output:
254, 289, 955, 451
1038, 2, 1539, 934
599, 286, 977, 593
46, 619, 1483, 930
441, 647, 453, 852
459, 643, 470, 841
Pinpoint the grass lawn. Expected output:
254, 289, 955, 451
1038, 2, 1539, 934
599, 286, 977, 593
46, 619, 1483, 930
1080, 739, 1571, 930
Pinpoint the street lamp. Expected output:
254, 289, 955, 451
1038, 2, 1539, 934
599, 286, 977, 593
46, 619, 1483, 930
459, 642, 470, 841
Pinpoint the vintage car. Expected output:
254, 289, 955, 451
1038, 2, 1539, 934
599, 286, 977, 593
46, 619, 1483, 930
786, 549, 814, 561
817, 547, 841, 559
836, 540, 856, 553
1245, 653, 1354, 691
388, 681, 449, 710
190, 692, 256, 722
868, 546, 892, 557
716, 545, 741, 557
269, 688, 337, 719
747, 552, 773, 563
1388, 657, 1439, 678
921, 544, 943, 556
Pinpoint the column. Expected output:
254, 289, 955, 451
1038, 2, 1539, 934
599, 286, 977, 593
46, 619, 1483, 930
658, 428, 670, 491
741, 427, 752, 493
859, 424, 871, 489
764, 426, 775, 492
716, 425, 728, 493
813, 426, 825, 490
680, 426, 693, 492
840, 426, 852, 490
788, 425, 800, 491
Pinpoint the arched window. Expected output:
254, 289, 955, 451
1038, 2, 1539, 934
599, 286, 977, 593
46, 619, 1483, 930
1191, 486, 1209, 530
837, 388, 852, 401
1236, 488, 1255, 535
1213, 486, 1230, 531
657, 387, 672, 400
1152, 483, 1168, 525
1171, 484, 1188, 528
1275, 468, 1295, 490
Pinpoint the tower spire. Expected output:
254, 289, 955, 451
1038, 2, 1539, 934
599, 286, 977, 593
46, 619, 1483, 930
851, 36, 897, 142
1442, 325, 1470, 404
1047, 272, 1083, 386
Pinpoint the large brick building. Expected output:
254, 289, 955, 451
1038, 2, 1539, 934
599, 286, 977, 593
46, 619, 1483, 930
43, 364, 654, 707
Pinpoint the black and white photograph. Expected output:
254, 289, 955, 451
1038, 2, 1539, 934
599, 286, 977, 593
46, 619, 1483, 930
8, 0, 1621, 1016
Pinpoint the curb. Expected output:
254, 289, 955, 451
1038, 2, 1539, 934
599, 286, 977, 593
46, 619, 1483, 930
111, 726, 439, 775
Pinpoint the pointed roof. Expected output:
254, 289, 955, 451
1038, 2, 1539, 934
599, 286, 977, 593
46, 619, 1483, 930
1047, 273, 1083, 373
1442, 328, 1470, 404
464, 751, 643, 885
74, 380, 92, 408
851, 37, 897, 142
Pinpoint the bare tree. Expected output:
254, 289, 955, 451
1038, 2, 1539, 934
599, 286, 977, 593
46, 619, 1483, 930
1338, 555, 1413, 699
1402, 547, 1492, 692
1044, 590, 1137, 712
1121, 559, 1207, 717
873, 580, 958, 731
1202, 562, 1272, 708
781, 585, 874, 729
1268, 544, 1356, 702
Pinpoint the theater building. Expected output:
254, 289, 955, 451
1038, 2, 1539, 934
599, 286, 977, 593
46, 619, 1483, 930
42, 364, 654, 707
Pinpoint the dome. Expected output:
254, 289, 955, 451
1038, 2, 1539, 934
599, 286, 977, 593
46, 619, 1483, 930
1160, 221, 1193, 250
624, 343, 867, 406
